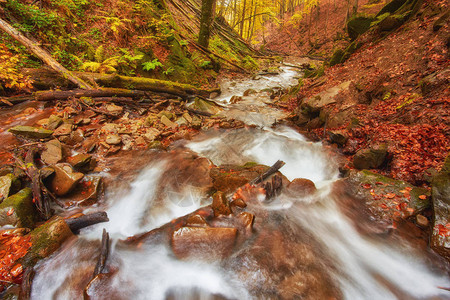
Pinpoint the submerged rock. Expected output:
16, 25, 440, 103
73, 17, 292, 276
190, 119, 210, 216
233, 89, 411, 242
0, 188, 36, 228
171, 226, 237, 260
8, 125, 53, 139
49, 163, 84, 196
212, 191, 232, 217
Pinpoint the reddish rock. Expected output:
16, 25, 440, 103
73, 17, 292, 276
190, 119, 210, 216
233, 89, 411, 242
212, 191, 231, 217
49, 163, 84, 196
287, 178, 317, 197
230, 198, 247, 209
171, 226, 237, 260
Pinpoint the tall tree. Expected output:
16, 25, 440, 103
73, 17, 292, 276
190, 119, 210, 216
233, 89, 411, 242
198, 0, 217, 48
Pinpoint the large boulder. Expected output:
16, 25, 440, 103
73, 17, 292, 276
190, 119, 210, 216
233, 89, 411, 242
8, 126, 53, 139
347, 15, 375, 40
301, 81, 352, 113
171, 226, 237, 260
347, 170, 431, 222
0, 188, 37, 228
190, 97, 223, 115
430, 155, 450, 260
21, 217, 74, 267
353, 144, 388, 169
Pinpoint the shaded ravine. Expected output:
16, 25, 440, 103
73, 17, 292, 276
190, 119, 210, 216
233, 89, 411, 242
31, 66, 450, 299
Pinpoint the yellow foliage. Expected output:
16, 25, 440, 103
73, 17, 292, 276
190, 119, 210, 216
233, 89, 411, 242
0, 44, 32, 91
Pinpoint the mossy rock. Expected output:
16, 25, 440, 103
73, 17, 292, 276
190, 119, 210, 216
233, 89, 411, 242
347, 15, 376, 40
353, 144, 388, 170
342, 41, 363, 62
21, 217, 74, 267
191, 98, 222, 115
376, 0, 408, 16
8, 126, 53, 139
329, 49, 345, 66
0, 188, 36, 228
347, 170, 431, 221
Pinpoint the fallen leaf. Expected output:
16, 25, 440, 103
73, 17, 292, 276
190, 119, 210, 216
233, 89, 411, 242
385, 193, 396, 199
418, 195, 427, 200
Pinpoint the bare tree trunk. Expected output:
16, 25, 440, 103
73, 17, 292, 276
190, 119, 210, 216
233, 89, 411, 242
240, 0, 247, 37
0, 17, 92, 89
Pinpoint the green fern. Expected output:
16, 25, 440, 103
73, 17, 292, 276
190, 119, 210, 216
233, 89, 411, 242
142, 59, 163, 71
94, 45, 105, 63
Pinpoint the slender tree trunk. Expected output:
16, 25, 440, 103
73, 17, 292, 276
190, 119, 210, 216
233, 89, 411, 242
198, 0, 217, 48
240, 0, 247, 37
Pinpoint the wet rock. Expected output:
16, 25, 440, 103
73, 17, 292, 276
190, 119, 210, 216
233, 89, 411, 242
212, 191, 232, 217
287, 178, 317, 197
60, 176, 104, 207
328, 130, 348, 146
41, 139, 63, 165
353, 144, 387, 169
21, 217, 74, 267
145, 113, 159, 126
101, 123, 118, 134
47, 115, 63, 130
237, 212, 254, 231
49, 163, 84, 196
0, 174, 20, 202
230, 95, 243, 104
8, 125, 53, 139
105, 134, 121, 145
121, 134, 133, 150
157, 111, 175, 120
105, 104, 123, 116
53, 123, 73, 136
430, 156, 450, 260
230, 198, 247, 209
186, 214, 208, 227
347, 170, 431, 222
210, 164, 269, 194
191, 116, 202, 129
39, 167, 55, 180
144, 128, 161, 142
182, 112, 192, 123
278, 269, 340, 299
191, 98, 222, 115
175, 116, 188, 126
416, 214, 429, 227
0, 188, 36, 228
67, 153, 95, 173
171, 226, 237, 260
243, 89, 257, 96
160, 115, 177, 129
64, 129, 84, 146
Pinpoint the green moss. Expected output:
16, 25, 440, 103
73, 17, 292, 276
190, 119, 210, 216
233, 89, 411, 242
347, 14, 376, 40
242, 162, 258, 168
329, 49, 345, 66
0, 188, 36, 228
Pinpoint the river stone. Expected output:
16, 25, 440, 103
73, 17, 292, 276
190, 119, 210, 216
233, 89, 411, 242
302, 81, 351, 112
186, 214, 208, 227
171, 226, 237, 260
41, 139, 63, 165
175, 116, 188, 126
157, 110, 175, 120
60, 176, 104, 207
212, 191, 232, 217
105, 134, 122, 145
67, 153, 92, 169
49, 163, 84, 196
160, 115, 177, 129
243, 89, 257, 96
353, 144, 387, 169
230, 96, 243, 104
237, 212, 255, 231
191, 116, 202, 129
144, 128, 161, 142
0, 188, 36, 228
0, 174, 20, 202
287, 178, 317, 197
347, 170, 431, 222
8, 126, 53, 139
53, 123, 73, 136
105, 104, 123, 116
430, 157, 450, 260
191, 98, 222, 115
278, 269, 340, 299
182, 112, 192, 123
328, 130, 348, 146
21, 217, 73, 267
47, 115, 63, 130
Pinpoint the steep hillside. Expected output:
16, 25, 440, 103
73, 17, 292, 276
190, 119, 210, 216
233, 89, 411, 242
0, 0, 257, 93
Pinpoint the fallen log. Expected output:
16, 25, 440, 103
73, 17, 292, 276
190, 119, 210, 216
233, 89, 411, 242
0, 17, 92, 89
93, 229, 110, 277
19, 268, 34, 300
65, 212, 109, 234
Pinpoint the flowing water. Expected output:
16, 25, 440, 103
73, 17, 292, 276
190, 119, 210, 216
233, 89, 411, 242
31, 65, 450, 299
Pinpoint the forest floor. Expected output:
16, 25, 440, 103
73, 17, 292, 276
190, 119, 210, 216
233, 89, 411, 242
265, 0, 449, 187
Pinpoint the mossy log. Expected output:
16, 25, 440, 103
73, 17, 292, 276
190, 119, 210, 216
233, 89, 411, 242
0, 17, 92, 89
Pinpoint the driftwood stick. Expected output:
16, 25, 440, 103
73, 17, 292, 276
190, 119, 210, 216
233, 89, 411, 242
250, 160, 285, 185
93, 229, 110, 277
25, 148, 51, 220
19, 268, 35, 300
65, 212, 109, 233
0, 17, 92, 89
